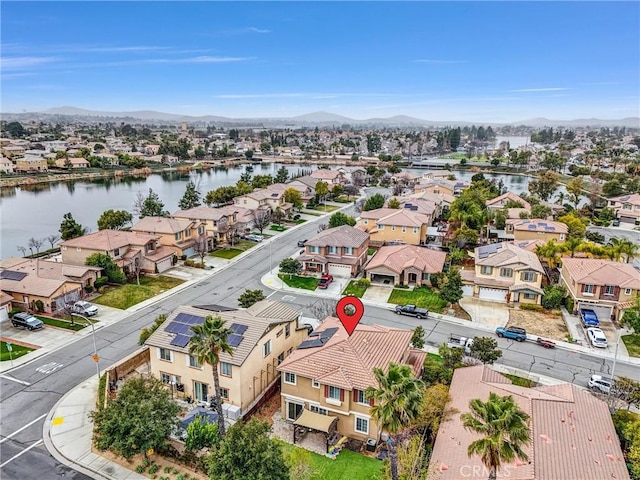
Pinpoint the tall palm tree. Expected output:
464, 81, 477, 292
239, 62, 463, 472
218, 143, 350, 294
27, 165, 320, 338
188, 315, 234, 437
609, 237, 640, 264
560, 237, 585, 258
535, 239, 562, 269
461, 393, 530, 480
366, 362, 424, 480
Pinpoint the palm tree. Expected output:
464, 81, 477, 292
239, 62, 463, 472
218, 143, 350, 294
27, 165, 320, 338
188, 315, 234, 437
560, 237, 585, 258
366, 362, 424, 480
461, 393, 530, 480
608, 237, 639, 264
535, 239, 563, 269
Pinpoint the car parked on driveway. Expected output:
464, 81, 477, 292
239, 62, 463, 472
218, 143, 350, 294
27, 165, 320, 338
586, 327, 608, 348
245, 234, 264, 242
11, 312, 44, 331
317, 274, 334, 289
70, 300, 99, 317
580, 309, 600, 327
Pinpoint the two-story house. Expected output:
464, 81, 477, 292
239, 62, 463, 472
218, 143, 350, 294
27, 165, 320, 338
298, 225, 369, 277
54, 157, 90, 168
505, 218, 568, 242
310, 169, 344, 187
461, 242, 545, 304
277, 317, 426, 446
414, 178, 468, 197
0, 156, 15, 174
365, 244, 446, 287
59, 230, 175, 274
485, 192, 532, 212
131, 216, 206, 258
357, 206, 433, 247
560, 257, 640, 322
145, 300, 307, 418
15, 155, 48, 172
235, 188, 293, 216
608, 193, 640, 224
172, 206, 240, 248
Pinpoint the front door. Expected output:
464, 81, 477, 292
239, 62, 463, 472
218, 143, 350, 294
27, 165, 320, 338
194, 381, 209, 402
408, 273, 417, 284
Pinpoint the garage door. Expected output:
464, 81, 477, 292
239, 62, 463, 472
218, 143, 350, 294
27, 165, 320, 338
578, 303, 613, 322
479, 287, 508, 303
462, 285, 474, 297
0, 306, 8, 321
619, 216, 636, 224
156, 257, 173, 273
328, 263, 352, 278
182, 247, 195, 258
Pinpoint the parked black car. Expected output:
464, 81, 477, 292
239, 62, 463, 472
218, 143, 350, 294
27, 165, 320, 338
11, 312, 44, 331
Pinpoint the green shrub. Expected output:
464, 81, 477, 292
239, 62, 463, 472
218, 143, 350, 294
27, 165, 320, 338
541, 285, 566, 310
565, 296, 575, 313
94, 277, 109, 289
520, 304, 544, 312
148, 463, 159, 474
135, 464, 145, 473
10, 307, 22, 317
164, 466, 171, 474
84, 285, 94, 293
355, 278, 370, 288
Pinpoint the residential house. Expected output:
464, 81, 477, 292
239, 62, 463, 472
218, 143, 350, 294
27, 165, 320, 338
145, 300, 306, 418
0, 156, 15, 174
15, 155, 48, 172
506, 219, 568, 242
0, 145, 25, 159
357, 201, 436, 247
486, 192, 532, 212
310, 169, 344, 186
280, 180, 315, 204
131, 216, 206, 258
0, 292, 13, 321
414, 178, 468, 196
299, 225, 369, 277
421, 170, 453, 181
365, 244, 446, 287
391, 171, 420, 187
234, 188, 293, 216
608, 193, 640, 224
461, 242, 545, 304
560, 257, 640, 322
54, 157, 90, 168
429, 365, 630, 480
277, 317, 426, 445
172, 206, 240, 247
60, 230, 175, 274
406, 190, 455, 212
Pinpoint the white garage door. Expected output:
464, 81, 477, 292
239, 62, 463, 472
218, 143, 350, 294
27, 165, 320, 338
156, 257, 173, 273
0, 306, 8, 321
462, 285, 474, 297
328, 263, 352, 278
479, 287, 508, 303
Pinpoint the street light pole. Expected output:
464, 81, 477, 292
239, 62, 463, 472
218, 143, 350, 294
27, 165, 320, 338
607, 327, 623, 411
72, 313, 100, 382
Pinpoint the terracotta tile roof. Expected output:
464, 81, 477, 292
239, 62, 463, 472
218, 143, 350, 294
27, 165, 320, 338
609, 193, 640, 205
506, 218, 568, 234
1, 258, 101, 284
366, 245, 446, 274
429, 365, 630, 480
132, 216, 196, 234
277, 317, 415, 391
310, 169, 340, 180
0, 272, 81, 297
143, 246, 175, 262
399, 198, 437, 215
407, 190, 455, 205
0, 291, 13, 305
486, 192, 532, 210
376, 209, 431, 227
173, 206, 237, 222
60, 230, 160, 250
306, 225, 369, 248
475, 242, 545, 274
561, 257, 640, 289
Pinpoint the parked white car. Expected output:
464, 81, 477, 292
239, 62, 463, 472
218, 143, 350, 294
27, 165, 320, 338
70, 300, 99, 317
245, 234, 264, 242
588, 374, 613, 394
586, 327, 608, 348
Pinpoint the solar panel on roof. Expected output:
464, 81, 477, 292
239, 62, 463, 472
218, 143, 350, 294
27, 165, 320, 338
174, 313, 205, 325
527, 225, 536, 229
165, 321, 184, 334
227, 334, 244, 347
230, 323, 248, 335
0, 270, 28, 281
171, 334, 192, 348
297, 338, 324, 349
319, 327, 338, 340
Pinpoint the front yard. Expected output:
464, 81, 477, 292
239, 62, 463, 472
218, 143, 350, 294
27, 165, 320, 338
35, 315, 89, 331
93, 275, 185, 310
387, 287, 448, 313
210, 239, 257, 259
507, 309, 568, 341
1, 341, 34, 362
278, 274, 319, 290
621, 334, 640, 357
342, 280, 369, 298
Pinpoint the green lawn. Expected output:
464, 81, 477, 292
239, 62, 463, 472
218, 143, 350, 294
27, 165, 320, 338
270, 225, 289, 232
278, 274, 319, 290
293, 219, 307, 224
1, 341, 34, 362
302, 210, 323, 217
621, 334, 640, 357
93, 275, 185, 310
367, 248, 376, 256
278, 442, 382, 480
387, 287, 448, 313
427, 352, 443, 364
210, 248, 243, 259
308, 204, 340, 212
35, 315, 87, 331
342, 280, 368, 298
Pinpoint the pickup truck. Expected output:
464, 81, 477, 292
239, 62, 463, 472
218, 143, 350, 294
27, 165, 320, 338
447, 335, 474, 354
495, 326, 527, 342
580, 309, 600, 327
394, 305, 428, 319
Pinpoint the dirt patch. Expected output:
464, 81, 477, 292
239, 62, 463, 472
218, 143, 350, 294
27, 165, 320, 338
451, 303, 472, 321
252, 393, 281, 426
508, 309, 568, 341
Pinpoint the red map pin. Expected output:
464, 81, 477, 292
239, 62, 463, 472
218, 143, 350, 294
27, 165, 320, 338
336, 296, 364, 336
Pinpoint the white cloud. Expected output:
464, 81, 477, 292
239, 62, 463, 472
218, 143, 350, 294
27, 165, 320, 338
246, 27, 271, 34
510, 87, 570, 92
0, 56, 58, 70
414, 59, 467, 64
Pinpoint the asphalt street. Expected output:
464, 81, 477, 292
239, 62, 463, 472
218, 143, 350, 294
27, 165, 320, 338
1, 203, 638, 478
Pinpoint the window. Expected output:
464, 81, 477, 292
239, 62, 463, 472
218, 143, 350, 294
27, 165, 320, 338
188, 355, 201, 368
522, 271, 535, 282
312, 379, 320, 388
523, 293, 537, 300
328, 386, 341, 400
276, 329, 283, 338
175, 232, 182, 241
413, 227, 419, 234
160, 372, 171, 384
310, 405, 328, 415
363, 219, 368, 225
355, 416, 369, 434
286, 401, 303, 421
159, 348, 171, 361
625, 288, 632, 295
113, 248, 120, 257
354, 389, 368, 405
277, 352, 284, 364
391, 225, 396, 231
481, 266, 493, 275
583, 284, 595, 294
263, 340, 272, 357
343, 247, 353, 255
219, 387, 229, 400
604, 285, 615, 296
309, 246, 320, 254
193, 381, 208, 402
500, 268, 513, 278
402, 226, 406, 233
287, 347, 293, 355
198, 226, 205, 235
327, 246, 338, 254
285, 324, 290, 338
284, 372, 296, 385
184, 229, 191, 237
379, 224, 385, 230
220, 362, 232, 377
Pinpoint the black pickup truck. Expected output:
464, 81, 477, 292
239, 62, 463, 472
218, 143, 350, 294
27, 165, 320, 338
394, 305, 429, 319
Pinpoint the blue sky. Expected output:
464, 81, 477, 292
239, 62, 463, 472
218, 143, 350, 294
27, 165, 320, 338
1, 1, 638, 122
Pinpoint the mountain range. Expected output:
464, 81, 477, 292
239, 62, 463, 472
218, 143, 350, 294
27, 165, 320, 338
3, 106, 638, 128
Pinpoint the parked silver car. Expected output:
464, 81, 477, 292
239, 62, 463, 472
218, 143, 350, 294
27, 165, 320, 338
586, 327, 608, 348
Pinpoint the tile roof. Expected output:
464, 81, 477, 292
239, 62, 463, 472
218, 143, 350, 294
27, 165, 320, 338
486, 192, 532, 210
429, 365, 630, 480
173, 206, 237, 222
366, 245, 446, 274
0, 258, 101, 283
475, 242, 545, 274
561, 257, 640, 289
277, 317, 416, 391
306, 225, 369, 248
60, 230, 160, 250
506, 218, 568, 234
609, 193, 640, 205
310, 169, 341, 180
132, 216, 196, 234
407, 190, 455, 205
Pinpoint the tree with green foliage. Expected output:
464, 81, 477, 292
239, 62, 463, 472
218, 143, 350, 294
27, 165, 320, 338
207, 419, 290, 480
4, 121, 27, 137
461, 393, 530, 480
59, 212, 85, 240
283, 188, 303, 210
189, 315, 234, 437
387, 198, 401, 209
328, 212, 356, 228
603, 179, 625, 197
527, 170, 558, 201
314, 181, 329, 203
97, 209, 133, 230
252, 174, 274, 189
279, 258, 301, 275
90, 377, 180, 460
85, 252, 126, 284
238, 289, 266, 308
541, 285, 566, 309
274, 166, 289, 184
558, 211, 587, 239
565, 177, 584, 210
363, 193, 386, 211
134, 188, 169, 218
178, 181, 202, 210
284, 444, 317, 480
622, 294, 640, 333
440, 269, 463, 304
366, 363, 425, 480
530, 204, 551, 219
205, 186, 237, 206
469, 337, 503, 364
185, 416, 220, 451
411, 326, 425, 349
272, 206, 285, 226
494, 209, 507, 230
138, 314, 167, 345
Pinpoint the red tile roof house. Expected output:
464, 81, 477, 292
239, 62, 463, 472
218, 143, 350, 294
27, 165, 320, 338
428, 365, 630, 480
131, 216, 206, 258
277, 317, 426, 447
608, 193, 640, 224
298, 225, 369, 278
365, 244, 446, 287
310, 168, 344, 185
60, 230, 176, 275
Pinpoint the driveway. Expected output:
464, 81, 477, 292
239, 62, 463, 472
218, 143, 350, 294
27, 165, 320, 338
458, 297, 509, 328
362, 285, 392, 304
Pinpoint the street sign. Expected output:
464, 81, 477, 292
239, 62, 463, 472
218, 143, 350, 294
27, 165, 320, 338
92, 354, 99, 362
6, 343, 12, 352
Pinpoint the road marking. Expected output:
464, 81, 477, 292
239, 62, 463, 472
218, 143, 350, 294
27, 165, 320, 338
0, 439, 43, 468
282, 295, 296, 302
0, 414, 47, 445
36, 362, 64, 374
0, 374, 30, 386
52, 417, 64, 426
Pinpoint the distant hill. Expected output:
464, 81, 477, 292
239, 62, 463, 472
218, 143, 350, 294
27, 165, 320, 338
514, 117, 640, 128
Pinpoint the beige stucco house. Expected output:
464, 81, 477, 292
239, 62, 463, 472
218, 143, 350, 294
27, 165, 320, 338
608, 193, 640, 224
15, 155, 48, 172
131, 216, 206, 258
145, 300, 307, 418
357, 200, 437, 247
298, 225, 369, 277
485, 192, 532, 211
365, 244, 446, 287
172, 206, 241, 247
506, 218, 568, 242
